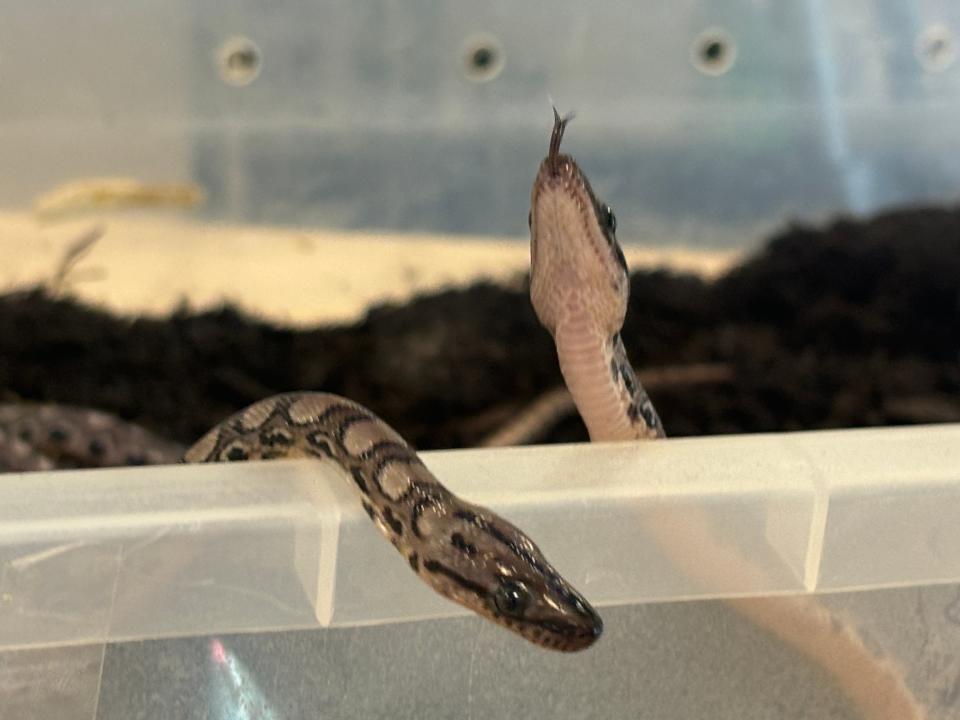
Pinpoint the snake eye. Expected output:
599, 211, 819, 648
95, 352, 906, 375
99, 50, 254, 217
600, 204, 616, 233
492, 579, 531, 618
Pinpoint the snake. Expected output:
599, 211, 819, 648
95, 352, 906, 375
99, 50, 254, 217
530, 110, 927, 719
182, 391, 601, 651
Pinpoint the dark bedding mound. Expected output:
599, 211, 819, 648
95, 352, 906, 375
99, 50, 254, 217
2, 205, 958, 449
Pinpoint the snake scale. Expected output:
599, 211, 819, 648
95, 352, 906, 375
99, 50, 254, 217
0, 111, 930, 716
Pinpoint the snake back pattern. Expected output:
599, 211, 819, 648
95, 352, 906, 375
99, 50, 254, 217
184, 391, 602, 651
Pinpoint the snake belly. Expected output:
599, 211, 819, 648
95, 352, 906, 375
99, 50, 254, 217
185, 391, 602, 651
528, 109, 926, 719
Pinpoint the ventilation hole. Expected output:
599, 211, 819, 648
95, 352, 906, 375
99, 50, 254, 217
461, 34, 505, 83
691, 28, 737, 76
216, 36, 262, 87
916, 25, 956, 73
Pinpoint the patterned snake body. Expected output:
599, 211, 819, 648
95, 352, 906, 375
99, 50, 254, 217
184, 391, 602, 651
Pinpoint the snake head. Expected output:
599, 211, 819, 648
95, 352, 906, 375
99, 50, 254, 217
413, 498, 602, 652
529, 109, 629, 337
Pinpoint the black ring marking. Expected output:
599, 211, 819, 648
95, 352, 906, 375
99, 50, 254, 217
225, 444, 249, 461
367, 446, 424, 499
285, 399, 363, 430
451, 532, 478, 556
350, 467, 368, 493
260, 427, 294, 447
382, 506, 404, 536
305, 431, 336, 456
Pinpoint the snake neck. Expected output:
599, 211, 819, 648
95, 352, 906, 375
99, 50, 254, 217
554, 316, 664, 442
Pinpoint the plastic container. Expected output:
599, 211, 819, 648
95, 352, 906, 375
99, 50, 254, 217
1, 425, 958, 718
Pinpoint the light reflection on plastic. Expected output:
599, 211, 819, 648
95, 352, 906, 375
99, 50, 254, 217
208, 638, 282, 720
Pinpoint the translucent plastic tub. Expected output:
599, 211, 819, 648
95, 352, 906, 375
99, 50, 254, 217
2, 425, 958, 718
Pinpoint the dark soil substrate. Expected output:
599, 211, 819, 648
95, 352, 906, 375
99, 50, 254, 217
2, 205, 959, 451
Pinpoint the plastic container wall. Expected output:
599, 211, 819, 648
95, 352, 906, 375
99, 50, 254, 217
1, 425, 959, 718
1, 2, 959, 247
